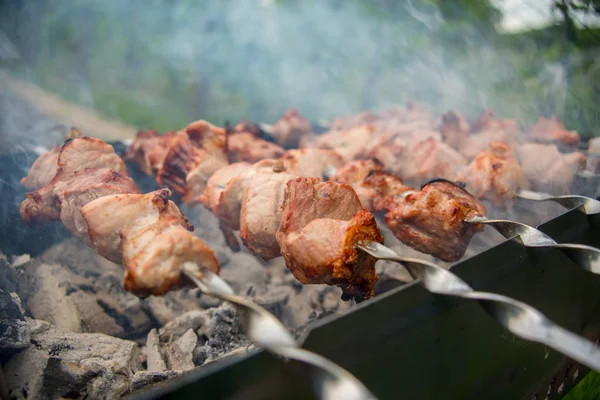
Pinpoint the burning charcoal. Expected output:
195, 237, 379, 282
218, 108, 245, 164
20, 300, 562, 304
202, 304, 250, 363
145, 329, 167, 373
0, 291, 30, 352
18, 262, 85, 333
159, 310, 209, 342
130, 371, 180, 392
143, 290, 221, 326
4, 319, 140, 399
163, 329, 198, 371
17, 257, 154, 338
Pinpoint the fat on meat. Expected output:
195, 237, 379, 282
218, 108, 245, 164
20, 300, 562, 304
383, 180, 486, 262
81, 188, 191, 264
276, 177, 383, 301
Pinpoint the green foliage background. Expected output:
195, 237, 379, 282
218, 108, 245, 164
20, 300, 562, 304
1, 0, 598, 135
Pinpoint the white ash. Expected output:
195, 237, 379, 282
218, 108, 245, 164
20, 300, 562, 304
4, 318, 140, 399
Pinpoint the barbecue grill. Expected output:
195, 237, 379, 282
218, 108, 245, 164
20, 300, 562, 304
2, 138, 600, 400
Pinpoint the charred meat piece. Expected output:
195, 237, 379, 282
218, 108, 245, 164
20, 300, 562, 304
280, 148, 345, 178
276, 177, 383, 301
384, 180, 486, 262
370, 136, 467, 184
122, 219, 219, 297
157, 120, 227, 201
210, 159, 285, 230
239, 165, 295, 260
55, 137, 130, 178
20, 137, 135, 226
270, 108, 313, 148
21, 127, 84, 189
21, 168, 139, 243
123, 129, 162, 175
516, 143, 586, 193
82, 189, 216, 296
458, 142, 529, 205
331, 159, 409, 212
227, 132, 284, 163
148, 131, 177, 174
80, 189, 191, 264
529, 116, 580, 147
198, 162, 251, 215
184, 156, 229, 204
20, 146, 60, 190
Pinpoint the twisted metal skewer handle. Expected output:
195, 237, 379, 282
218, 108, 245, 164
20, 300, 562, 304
467, 216, 600, 273
517, 190, 600, 215
182, 264, 377, 400
357, 241, 600, 372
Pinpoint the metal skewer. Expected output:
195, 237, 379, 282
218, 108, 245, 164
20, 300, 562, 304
356, 241, 600, 372
181, 263, 377, 400
517, 189, 600, 215
465, 215, 600, 274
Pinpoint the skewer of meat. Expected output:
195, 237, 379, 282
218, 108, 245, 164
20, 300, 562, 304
125, 124, 486, 263
20, 135, 219, 296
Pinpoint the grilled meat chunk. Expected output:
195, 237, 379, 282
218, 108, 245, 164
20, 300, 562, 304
529, 116, 580, 147
80, 189, 191, 264
308, 125, 377, 161
516, 143, 586, 193
270, 108, 313, 148
276, 178, 383, 301
20, 146, 60, 190
458, 142, 529, 204
157, 120, 227, 202
198, 162, 251, 214
227, 132, 284, 163
331, 159, 409, 212
82, 189, 216, 296
370, 136, 467, 184
280, 149, 345, 178
148, 131, 177, 173
21, 127, 84, 189
122, 220, 218, 296
20, 137, 135, 226
21, 168, 139, 242
123, 129, 162, 175
383, 180, 486, 262
239, 166, 295, 260
184, 156, 229, 204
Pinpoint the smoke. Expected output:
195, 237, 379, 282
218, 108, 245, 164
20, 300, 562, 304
0, 0, 590, 130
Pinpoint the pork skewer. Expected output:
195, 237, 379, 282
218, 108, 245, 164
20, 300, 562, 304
20, 135, 219, 296
20, 135, 377, 399
126, 124, 487, 263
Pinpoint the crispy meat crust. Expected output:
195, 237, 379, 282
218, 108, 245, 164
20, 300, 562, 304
459, 142, 529, 204
384, 181, 485, 262
157, 121, 226, 198
277, 177, 383, 301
